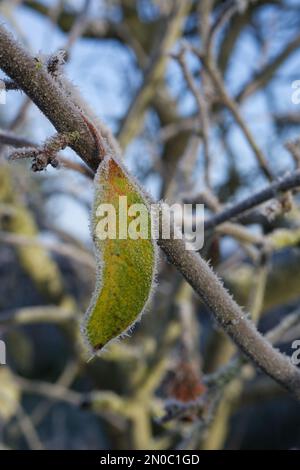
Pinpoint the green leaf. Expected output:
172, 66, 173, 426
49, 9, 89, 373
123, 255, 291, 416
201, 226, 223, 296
82, 157, 157, 353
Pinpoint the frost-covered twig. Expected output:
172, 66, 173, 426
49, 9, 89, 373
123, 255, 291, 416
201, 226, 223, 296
158, 235, 300, 399
205, 169, 300, 230
1, 24, 300, 399
9, 131, 80, 171
0, 27, 101, 170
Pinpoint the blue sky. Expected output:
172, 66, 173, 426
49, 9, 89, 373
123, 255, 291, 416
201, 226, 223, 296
1, 0, 300, 242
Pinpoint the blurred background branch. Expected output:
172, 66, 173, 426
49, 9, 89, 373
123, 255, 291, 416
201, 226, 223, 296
0, 0, 300, 450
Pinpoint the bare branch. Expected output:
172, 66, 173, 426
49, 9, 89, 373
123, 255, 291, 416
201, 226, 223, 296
0, 26, 101, 170
158, 235, 300, 400
2, 23, 300, 401
201, 56, 273, 181
205, 169, 300, 230
173, 47, 212, 187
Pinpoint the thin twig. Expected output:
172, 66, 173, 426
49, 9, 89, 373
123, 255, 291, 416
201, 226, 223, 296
0, 26, 101, 170
207, 1, 238, 56
63, 0, 91, 56
201, 56, 273, 181
205, 169, 300, 230
173, 47, 211, 187
0, 128, 93, 177
266, 308, 300, 345
2, 24, 300, 399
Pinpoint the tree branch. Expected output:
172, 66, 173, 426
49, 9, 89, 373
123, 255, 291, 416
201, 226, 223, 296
0, 27, 100, 170
1, 24, 300, 400
205, 169, 300, 230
